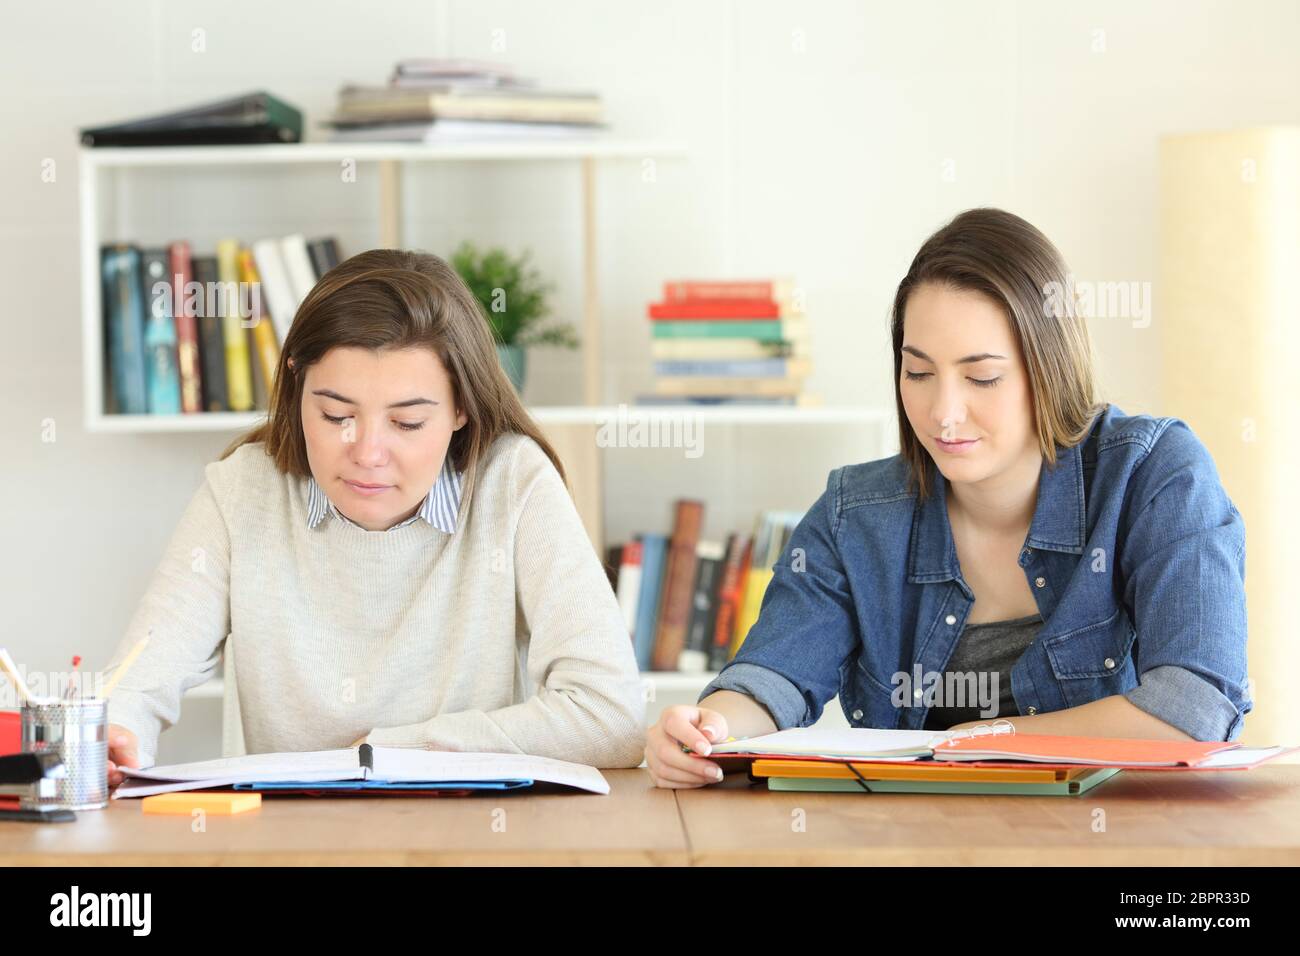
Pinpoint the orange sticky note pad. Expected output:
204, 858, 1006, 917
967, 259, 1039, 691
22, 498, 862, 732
141, 792, 262, 815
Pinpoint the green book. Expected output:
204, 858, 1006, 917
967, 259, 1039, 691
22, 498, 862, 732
765, 766, 1121, 796
651, 320, 802, 341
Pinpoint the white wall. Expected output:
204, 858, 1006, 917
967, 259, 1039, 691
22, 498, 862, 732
3, 0, 1298, 757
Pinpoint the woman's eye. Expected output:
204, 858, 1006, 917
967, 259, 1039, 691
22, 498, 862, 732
321, 411, 424, 431
903, 371, 1001, 388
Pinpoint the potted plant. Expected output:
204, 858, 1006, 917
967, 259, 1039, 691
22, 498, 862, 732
450, 241, 579, 393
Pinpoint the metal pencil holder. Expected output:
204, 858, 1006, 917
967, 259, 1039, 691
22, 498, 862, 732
20, 697, 109, 810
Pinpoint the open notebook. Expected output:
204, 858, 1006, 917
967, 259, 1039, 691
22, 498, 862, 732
114, 745, 609, 798
703, 726, 1296, 770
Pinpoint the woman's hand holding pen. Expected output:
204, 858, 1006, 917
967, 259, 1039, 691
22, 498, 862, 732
107, 723, 140, 789
645, 705, 729, 789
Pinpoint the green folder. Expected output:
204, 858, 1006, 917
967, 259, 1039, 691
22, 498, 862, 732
765, 766, 1121, 796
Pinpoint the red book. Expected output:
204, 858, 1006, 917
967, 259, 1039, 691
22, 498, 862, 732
651, 501, 705, 671
709, 534, 752, 670
168, 241, 204, 414
648, 300, 782, 320
664, 280, 791, 302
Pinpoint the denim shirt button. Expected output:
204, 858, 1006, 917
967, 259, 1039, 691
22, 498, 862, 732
851, 709, 863, 721
1034, 576, 1046, 588
945, 614, 957, 625
1027, 706, 1038, 715
1104, 657, 1116, 670
913, 689, 923, 700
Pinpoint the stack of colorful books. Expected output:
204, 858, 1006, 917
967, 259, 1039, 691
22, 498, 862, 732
607, 500, 803, 673
638, 279, 815, 406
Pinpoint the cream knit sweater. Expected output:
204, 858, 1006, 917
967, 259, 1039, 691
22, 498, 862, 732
104, 434, 646, 769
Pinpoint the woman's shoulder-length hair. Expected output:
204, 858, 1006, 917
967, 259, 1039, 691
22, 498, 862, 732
891, 207, 1106, 499
219, 248, 567, 513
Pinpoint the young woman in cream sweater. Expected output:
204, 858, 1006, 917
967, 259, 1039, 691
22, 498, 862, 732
105, 250, 644, 785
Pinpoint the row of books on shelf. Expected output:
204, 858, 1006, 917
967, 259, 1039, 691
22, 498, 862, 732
101, 235, 341, 415
636, 278, 817, 408
325, 58, 606, 144
607, 501, 804, 674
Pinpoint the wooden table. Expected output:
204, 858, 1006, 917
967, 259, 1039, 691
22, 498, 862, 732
678, 765, 1300, 865
0, 770, 687, 866
3, 767, 1298, 866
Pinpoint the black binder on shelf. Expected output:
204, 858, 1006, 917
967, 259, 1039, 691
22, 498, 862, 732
80, 91, 303, 147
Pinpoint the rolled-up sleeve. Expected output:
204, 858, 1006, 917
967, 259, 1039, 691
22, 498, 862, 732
698, 470, 860, 729
1124, 664, 1242, 741
1119, 420, 1251, 741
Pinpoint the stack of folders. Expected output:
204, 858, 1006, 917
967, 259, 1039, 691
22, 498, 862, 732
704, 726, 1298, 797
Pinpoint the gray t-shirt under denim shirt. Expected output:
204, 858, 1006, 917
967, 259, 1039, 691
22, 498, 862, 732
922, 613, 1043, 731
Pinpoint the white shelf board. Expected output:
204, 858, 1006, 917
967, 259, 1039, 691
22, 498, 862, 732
86, 405, 889, 433
184, 671, 717, 701
80, 140, 687, 168
536, 405, 890, 426
640, 671, 719, 692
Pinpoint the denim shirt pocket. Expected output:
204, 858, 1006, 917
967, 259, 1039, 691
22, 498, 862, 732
839, 654, 902, 730
1043, 607, 1139, 708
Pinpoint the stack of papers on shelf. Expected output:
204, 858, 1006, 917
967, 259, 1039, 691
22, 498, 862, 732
324, 59, 605, 143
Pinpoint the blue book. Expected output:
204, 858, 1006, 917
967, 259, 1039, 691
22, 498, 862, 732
140, 248, 182, 414
101, 246, 148, 414
654, 358, 792, 378
633, 534, 668, 671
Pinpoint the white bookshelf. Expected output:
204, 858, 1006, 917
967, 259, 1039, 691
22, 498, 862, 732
79, 138, 689, 431
185, 669, 722, 702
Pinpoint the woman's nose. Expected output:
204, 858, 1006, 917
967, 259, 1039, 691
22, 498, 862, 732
931, 381, 967, 437
349, 422, 389, 465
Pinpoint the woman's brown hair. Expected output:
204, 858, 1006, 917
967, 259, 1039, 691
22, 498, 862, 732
221, 248, 567, 512
891, 208, 1105, 500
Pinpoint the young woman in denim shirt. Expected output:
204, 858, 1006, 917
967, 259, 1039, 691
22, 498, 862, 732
646, 208, 1250, 789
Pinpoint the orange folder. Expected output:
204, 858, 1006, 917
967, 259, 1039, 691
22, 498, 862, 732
928, 733, 1262, 769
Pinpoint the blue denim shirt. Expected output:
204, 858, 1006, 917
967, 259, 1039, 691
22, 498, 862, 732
700, 404, 1251, 741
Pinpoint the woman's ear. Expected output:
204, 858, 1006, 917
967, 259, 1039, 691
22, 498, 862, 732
454, 408, 468, 431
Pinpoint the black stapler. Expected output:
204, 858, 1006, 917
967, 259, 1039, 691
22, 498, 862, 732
0, 753, 76, 822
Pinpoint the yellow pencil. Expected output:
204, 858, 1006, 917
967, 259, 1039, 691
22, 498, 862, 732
99, 631, 152, 701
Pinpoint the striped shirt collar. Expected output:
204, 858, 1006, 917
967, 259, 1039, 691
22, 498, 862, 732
306, 456, 463, 534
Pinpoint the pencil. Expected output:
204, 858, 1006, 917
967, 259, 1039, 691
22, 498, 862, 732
98, 631, 151, 701
0, 647, 34, 704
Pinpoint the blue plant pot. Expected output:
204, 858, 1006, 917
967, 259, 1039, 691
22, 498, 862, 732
497, 344, 527, 393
